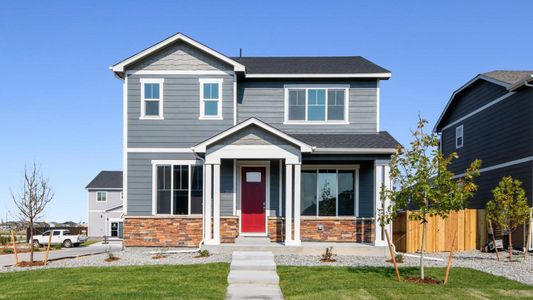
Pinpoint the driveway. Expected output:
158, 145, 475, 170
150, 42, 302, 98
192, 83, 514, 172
0, 241, 123, 267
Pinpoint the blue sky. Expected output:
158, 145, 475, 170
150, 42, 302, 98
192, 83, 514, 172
1, 1, 532, 222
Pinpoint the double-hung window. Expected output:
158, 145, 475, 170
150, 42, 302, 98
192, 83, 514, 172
199, 78, 223, 119
456, 125, 463, 148
153, 161, 203, 215
301, 166, 359, 217
286, 86, 348, 123
140, 78, 164, 119
96, 191, 107, 202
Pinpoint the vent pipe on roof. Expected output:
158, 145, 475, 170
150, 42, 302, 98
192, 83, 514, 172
239, 48, 242, 58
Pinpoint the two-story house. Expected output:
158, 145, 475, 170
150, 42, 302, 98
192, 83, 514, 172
86, 171, 123, 239
111, 33, 399, 248
435, 70, 533, 250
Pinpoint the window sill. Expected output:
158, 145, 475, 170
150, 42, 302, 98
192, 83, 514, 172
199, 116, 223, 120
139, 116, 164, 120
283, 121, 349, 125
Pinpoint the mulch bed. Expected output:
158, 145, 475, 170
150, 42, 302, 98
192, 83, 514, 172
16, 261, 46, 267
152, 254, 166, 259
403, 277, 442, 284
104, 257, 120, 262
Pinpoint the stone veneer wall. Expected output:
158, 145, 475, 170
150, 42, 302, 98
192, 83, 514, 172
221, 217, 239, 243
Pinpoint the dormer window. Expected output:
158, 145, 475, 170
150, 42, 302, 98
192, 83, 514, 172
199, 78, 223, 120
140, 78, 164, 119
285, 86, 348, 124
456, 125, 463, 148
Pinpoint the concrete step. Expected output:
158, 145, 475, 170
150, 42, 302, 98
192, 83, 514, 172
228, 270, 280, 285
226, 284, 283, 300
232, 251, 274, 261
230, 259, 277, 271
235, 236, 272, 245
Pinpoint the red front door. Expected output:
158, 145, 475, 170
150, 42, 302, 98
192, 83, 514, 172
241, 167, 266, 233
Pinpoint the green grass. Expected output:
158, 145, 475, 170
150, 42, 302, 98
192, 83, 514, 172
278, 266, 533, 299
0, 264, 229, 300
79, 240, 99, 247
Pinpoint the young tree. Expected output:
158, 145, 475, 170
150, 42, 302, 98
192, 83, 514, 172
10, 163, 54, 263
385, 117, 481, 280
486, 176, 530, 261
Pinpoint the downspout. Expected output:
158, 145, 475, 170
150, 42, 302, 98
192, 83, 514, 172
149, 149, 205, 255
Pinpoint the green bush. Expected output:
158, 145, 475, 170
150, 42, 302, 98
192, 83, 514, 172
3, 248, 14, 254
198, 249, 210, 257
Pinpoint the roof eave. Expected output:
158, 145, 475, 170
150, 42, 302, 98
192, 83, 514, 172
244, 73, 391, 79
312, 148, 397, 154
509, 74, 533, 91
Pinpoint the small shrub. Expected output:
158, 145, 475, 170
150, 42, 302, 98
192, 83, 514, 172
320, 247, 336, 262
0, 235, 10, 245
3, 248, 14, 254
395, 254, 404, 263
199, 250, 210, 257
104, 246, 119, 262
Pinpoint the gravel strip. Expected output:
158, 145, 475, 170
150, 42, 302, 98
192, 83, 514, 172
0, 247, 230, 273
275, 251, 533, 285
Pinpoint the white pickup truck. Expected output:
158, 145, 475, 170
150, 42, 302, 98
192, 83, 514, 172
32, 229, 87, 248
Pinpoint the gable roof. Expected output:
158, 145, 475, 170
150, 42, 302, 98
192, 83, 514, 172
192, 118, 313, 153
434, 70, 533, 131
232, 56, 391, 78
86, 171, 123, 190
291, 132, 399, 153
111, 32, 246, 76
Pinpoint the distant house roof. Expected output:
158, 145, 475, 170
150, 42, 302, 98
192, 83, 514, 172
435, 70, 533, 131
86, 171, 123, 190
291, 132, 400, 154
232, 56, 391, 78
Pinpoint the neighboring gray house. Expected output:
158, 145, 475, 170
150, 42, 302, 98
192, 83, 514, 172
111, 33, 400, 247
435, 70, 533, 250
86, 171, 123, 239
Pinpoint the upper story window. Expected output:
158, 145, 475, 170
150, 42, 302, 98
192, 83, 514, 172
96, 191, 107, 202
140, 78, 164, 119
456, 125, 463, 149
285, 86, 348, 124
199, 78, 223, 120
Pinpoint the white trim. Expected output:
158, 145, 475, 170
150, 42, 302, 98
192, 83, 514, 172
233, 159, 237, 216
245, 73, 391, 79
453, 156, 533, 179
313, 148, 397, 154
151, 159, 201, 165
279, 160, 283, 217
123, 76, 128, 215
285, 164, 293, 245
355, 168, 360, 217
87, 188, 123, 191
139, 78, 164, 120
233, 75, 237, 126
96, 191, 108, 202
434, 74, 511, 131
376, 80, 380, 132
455, 125, 464, 149
199, 78, 224, 120
283, 86, 350, 124
126, 70, 231, 76
441, 92, 515, 131
213, 164, 221, 244
238, 162, 270, 236
111, 33, 245, 73
293, 164, 301, 243
193, 118, 313, 153
509, 74, 533, 91
127, 148, 193, 153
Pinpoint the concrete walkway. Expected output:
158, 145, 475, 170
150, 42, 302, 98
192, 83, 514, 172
226, 251, 284, 300
0, 241, 123, 267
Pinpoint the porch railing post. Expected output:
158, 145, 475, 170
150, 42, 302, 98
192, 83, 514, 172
293, 164, 301, 245
204, 164, 213, 244
213, 163, 221, 244
285, 163, 293, 245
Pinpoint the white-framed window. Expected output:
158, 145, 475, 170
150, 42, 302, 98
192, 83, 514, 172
140, 78, 164, 119
199, 78, 223, 119
96, 191, 107, 202
301, 166, 359, 217
284, 85, 349, 124
152, 160, 203, 215
456, 125, 463, 149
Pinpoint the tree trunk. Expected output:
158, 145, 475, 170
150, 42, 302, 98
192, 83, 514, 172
29, 220, 34, 263
508, 232, 513, 261
420, 218, 427, 280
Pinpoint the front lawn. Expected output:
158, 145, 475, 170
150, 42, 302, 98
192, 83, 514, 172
278, 266, 533, 299
0, 263, 229, 299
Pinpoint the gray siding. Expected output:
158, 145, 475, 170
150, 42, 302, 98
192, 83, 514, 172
88, 190, 122, 211
220, 159, 234, 216
127, 41, 232, 71
127, 152, 199, 216
439, 80, 508, 127
442, 88, 533, 173
270, 160, 281, 216
127, 74, 235, 148
237, 80, 378, 133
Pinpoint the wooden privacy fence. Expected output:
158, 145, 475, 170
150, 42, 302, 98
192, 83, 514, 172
393, 209, 486, 253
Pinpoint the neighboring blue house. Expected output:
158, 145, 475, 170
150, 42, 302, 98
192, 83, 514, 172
435, 70, 533, 250
111, 33, 399, 247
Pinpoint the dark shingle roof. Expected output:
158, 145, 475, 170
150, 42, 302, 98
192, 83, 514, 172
86, 171, 123, 189
232, 56, 390, 75
291, 132, 399, 149
483, 70, 533, 85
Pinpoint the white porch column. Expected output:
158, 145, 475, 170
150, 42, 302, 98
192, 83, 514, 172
204, 164, 213, 244
293, 164, 301, 245
212, 163, 221, 244
285, 164, 297, 246
373, 163, 391, 246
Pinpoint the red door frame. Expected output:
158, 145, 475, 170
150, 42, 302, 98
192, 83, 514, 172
241, 166, 267, 234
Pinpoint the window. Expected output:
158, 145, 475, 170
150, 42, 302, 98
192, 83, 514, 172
199, 78, 223, 119
456, 125, 463, 148
286, 87, 348, 123
110, 222, 123, 238
96, 191, 107, 202
154, 162, 203, 215
53, 231, 60, 236
140, 78, 164, 119
301, 167, 358, 217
